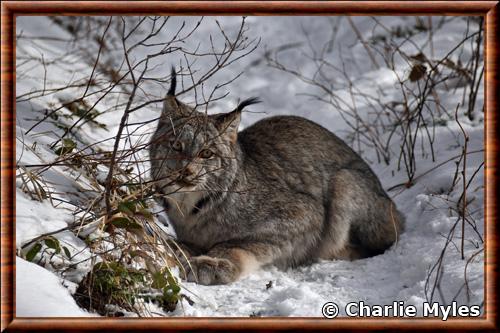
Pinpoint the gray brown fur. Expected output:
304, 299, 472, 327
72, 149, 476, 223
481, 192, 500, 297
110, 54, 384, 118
149, 71, 405, 285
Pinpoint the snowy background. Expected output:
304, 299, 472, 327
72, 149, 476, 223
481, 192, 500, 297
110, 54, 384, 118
15, 16, 484, 317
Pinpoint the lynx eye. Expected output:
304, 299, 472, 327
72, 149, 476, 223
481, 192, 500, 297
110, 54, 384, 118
198, 149, 214, 159
170, 140, 183, 152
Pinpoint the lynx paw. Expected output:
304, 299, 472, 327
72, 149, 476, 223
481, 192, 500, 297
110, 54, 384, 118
184, 255, 238, 285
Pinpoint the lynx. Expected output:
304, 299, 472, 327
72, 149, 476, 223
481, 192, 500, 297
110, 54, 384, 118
149, 69, 405, 285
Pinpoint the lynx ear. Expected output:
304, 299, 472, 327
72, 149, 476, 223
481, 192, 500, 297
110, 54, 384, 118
162, 95, 180, 118
161, 67, 189, 119
233, 97, 261, 113
162, 67, 178, 118
213, 110, 241, 143
167, 66, 176, 96
213, 97, 260, 142
214, 110, 241, 132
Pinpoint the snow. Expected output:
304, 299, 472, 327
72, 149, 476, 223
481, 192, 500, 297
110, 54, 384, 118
15, 16, 484, 317
16, 190, 70, 248
16, 257, 94, 317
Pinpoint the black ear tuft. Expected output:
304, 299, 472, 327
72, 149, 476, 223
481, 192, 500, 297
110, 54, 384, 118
168, 66, 176, 96
235, 97, 261, 112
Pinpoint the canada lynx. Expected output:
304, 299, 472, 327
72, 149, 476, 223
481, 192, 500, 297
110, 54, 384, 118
150, 69, 405, 285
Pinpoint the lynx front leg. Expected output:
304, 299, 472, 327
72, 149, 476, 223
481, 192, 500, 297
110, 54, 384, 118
184, 244, 267, 285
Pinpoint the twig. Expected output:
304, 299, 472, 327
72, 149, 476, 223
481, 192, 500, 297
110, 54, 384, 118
386, 149, 483, 192
347, 17, 380, 69
455, 104, 469, 260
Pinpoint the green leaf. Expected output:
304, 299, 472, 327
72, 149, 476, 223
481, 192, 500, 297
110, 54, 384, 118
126, 221, 142, 230
44, 237, 59, 249
162, 286, 180, 303
110, 217, 132, 228
26, 243, 42, 262
138, 207, 153, 221
63, 246, 71, 258
118, 201, 135, 215
62, 138, 76, 147
170, 284, 181, 294
151, 271, 168, 289
54, 148, 63, 156
129, 271, 145, 284
167, 275, 177, 287
166, 270, 180, 294
54, 138, 77, 156
111, 217, 142, 230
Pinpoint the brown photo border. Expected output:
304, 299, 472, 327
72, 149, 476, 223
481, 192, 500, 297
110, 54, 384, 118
1, 1, 498, 331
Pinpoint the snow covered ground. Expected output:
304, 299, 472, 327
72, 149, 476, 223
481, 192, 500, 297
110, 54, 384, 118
15, 16, 484, 317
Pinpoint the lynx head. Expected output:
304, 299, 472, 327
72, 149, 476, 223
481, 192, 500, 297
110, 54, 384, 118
149, 68, 259, 195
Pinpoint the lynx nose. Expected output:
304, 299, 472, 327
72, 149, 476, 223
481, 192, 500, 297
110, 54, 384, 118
181, 167, 194, 178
